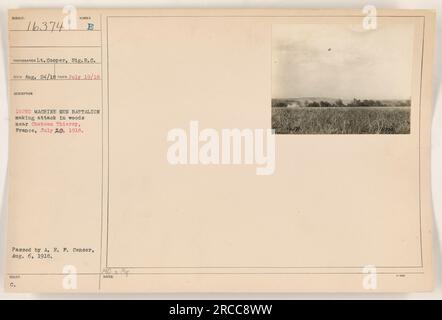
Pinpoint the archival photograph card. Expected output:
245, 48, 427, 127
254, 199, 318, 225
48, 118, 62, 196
5, 8, 435, 292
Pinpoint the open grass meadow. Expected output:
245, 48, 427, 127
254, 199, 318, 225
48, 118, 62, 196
272, 107, 410, 134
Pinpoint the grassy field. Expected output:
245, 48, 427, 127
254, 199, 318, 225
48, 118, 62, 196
272, 107, 410, 134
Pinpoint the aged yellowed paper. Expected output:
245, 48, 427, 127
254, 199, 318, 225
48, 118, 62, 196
5, 8, 435, 292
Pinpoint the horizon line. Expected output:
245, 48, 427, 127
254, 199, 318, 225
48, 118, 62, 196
272, 97, 411, 101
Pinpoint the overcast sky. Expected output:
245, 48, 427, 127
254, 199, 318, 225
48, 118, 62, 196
272, 23, 415, 100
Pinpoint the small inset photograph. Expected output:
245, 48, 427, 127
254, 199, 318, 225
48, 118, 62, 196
271, 23, 414, 134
